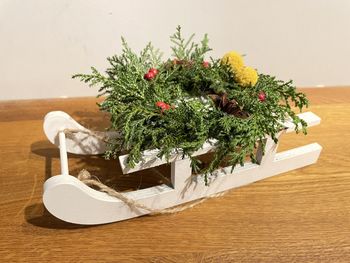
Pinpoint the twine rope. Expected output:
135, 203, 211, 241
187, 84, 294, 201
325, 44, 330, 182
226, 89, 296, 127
64, 128, 227, 215
77, 169, 227, 215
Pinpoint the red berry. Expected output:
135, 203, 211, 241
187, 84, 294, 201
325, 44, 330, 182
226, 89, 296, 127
202, 61, 210, 68
144, 71, 155, 80
155, 101, 165, 107
258, 91, 266, 102
149, 68, 158, 75
155, 101, 171, 112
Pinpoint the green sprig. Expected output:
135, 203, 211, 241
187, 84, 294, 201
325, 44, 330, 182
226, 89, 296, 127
73, 26, 309, 185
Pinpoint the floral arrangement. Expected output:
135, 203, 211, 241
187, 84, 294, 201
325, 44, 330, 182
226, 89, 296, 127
73, 26, 308, 184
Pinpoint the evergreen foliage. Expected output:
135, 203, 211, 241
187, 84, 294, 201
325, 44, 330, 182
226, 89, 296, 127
73, 26, 309, 184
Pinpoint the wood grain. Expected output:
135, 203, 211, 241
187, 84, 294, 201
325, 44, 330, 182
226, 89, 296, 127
0, 87, 350, 262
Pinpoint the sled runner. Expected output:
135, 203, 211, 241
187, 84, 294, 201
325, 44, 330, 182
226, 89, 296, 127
43, 111, 322, 225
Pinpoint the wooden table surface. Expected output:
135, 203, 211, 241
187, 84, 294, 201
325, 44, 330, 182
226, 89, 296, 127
1, 87, 350, 262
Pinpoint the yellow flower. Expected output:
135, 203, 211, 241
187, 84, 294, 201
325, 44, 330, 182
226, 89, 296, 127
235, 66, 258, 87
221, 51, 244, 72
222, 51, 259, 87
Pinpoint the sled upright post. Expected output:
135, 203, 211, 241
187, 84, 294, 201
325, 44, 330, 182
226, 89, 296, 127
58, 131, 69, 176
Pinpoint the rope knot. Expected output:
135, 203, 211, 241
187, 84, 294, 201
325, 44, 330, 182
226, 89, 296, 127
77, 169, 93, 181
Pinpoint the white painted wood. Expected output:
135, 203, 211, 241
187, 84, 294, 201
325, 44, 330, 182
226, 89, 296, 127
43, 142, 322, 225
256, 135, 280, 166
43, 111, 117, 155
42, 111, 322, 225
58, 131, 69, 176
284, 111, 321, 133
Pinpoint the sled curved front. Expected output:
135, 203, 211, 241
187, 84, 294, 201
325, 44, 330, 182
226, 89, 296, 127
42, 111, 322, 225
43, 174, 174, 224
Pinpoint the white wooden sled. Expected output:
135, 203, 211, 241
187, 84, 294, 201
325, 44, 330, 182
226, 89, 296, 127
43, 111, 322, 225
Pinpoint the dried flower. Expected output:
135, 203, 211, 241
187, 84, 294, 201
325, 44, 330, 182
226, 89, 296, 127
221, 51, 244, 72
235, 66, 258, 87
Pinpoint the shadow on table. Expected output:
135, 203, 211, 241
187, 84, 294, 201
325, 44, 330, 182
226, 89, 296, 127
30, 140, 171, 190
24, 203, 94, 229
30, 140, 123, 182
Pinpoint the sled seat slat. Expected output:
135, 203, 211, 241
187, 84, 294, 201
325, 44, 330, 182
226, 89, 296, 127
119, 111, 321, 174
285, 111, 321, 133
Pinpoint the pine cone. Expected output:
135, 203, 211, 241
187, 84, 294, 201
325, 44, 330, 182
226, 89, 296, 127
208, 93, 249, 119
165, 59, 194, 70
